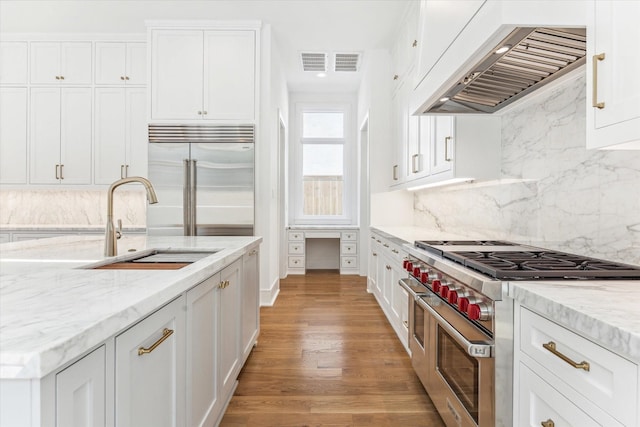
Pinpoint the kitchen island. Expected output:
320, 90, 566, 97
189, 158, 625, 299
0, 234, 261, 427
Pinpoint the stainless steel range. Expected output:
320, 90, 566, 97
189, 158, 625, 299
399, 240, 640, 427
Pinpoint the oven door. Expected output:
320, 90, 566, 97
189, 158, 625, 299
418, 294, 495, 427
398, 278, 429, 390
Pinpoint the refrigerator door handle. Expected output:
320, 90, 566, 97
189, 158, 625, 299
183, 159, 191, 236
189, 159, 197, 236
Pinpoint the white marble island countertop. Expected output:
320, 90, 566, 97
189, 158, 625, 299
509, 281, 640, 364
0, 235, 261, 379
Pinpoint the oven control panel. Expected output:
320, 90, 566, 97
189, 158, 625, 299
404, 257, 494, 333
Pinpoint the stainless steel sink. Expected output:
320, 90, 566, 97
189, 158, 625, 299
86, 249, 220, 270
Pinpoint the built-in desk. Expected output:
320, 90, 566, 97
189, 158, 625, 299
286, 227, 359, 275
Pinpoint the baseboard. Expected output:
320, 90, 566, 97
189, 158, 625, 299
260, 277, 280, 306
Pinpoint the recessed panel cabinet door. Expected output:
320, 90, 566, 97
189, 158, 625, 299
219, 259, 242, 399
0, 87, 28, 184
151, 30, 204, 120
94, 88, 127, 184
115, 296, 186, 427
0, 41, 28, 84
60, 88, 92, 184
95, 42, 127, 85
56, 346, 106, 427
241, 249, 259, 362
30, 87, 61, 184
203, 30, 255, 121
431, 115, 454, 175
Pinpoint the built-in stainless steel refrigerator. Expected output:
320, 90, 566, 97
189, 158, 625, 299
147, 124, 254, 236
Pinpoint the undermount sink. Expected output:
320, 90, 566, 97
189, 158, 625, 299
88, 250, 220, 270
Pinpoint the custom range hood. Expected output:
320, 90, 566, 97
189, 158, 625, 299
425, 27, 586, 114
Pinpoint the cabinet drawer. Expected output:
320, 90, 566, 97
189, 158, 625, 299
287, 231, 304, 241
340, 256, 357, 269
288, 256, 305, 269
340, 243, 357, 255
520, 308, 637, 424
341, 231, 357, 241
518, 362, 622, 427
288, 243, 304, 255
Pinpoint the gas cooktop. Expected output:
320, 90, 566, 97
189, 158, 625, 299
414, 240, 640, 280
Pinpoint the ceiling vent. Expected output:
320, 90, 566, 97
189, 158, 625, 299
301, 52, 327, 72
334, 53, 360, 72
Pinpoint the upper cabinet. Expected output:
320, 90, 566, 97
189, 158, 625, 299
0, 42, 28, 84
95, 42, 146, 85
149, 24, 258, 122
0, 87, 28, 184
586, 0, 640, 149
390, 1, 420, 93
30, 42, 92, 85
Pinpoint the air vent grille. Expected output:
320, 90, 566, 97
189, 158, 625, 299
301, 52, 327, 72
334, 53, 360, 72
148, 124, 255, 143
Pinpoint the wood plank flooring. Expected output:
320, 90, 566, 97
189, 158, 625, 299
220, 271, 445, 427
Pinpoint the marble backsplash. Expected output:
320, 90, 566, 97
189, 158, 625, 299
0, 189, 147, 227
413, 73, 640, 266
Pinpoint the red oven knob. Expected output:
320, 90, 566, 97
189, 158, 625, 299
439, 285, 450, 299
403, 259, 409, 269
458, 297, 470, 312
448, 290, 459, 305
406, 261, 414, 272
413, 266, 422, 276
432, 279, 442, 293
420, 271, 429, 283
467, 302, 491, 321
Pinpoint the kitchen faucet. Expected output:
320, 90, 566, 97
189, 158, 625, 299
105, 176, 158, 257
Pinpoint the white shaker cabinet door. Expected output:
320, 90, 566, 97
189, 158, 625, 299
0, 41, 28, 84
56, 346, 106, 427
30, 42, 61, 84
186, 274, 221, 427
203, 30, 256, 121
59, 88, 92, 184
30, 42, 92, 84
95, 42, 127, 85
218, 259, 242, 399
94, 88, 127, 184
125, 87, 148, 177
430, 115, 454, 175
125, 42, 147, 85
587, 0, 640, 149
241, 248, 259, 363
0, 87, 28, 184
150, 30, 204, 120
30, 87, 62, 184
115, 296, 186, 427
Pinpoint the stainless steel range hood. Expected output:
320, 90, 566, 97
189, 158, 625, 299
424, 27, 586, 114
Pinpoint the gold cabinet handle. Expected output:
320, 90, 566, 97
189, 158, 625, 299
592, 53, 605, 109
403, 320, 409, 328
120, 165, 125, 179
411, 153, 420, 173
412, 40, 418, 48
125, 76, 130, 81
197, 111, 202, 115
55, 76, 60, 80
249, 249, 257, 256
444, 136, 452, 161
392, 249, 399, 254
383, 244, 389, 248
125, 164, 129, 177
60, 164, 64, 180
376, 240, 381, 243
203, 111, 207, 115
542, 341, 590, 372
120, 76, 125, 80
60, 76, 65, 80
393, 74, 399, 81
392, 164, 398, 181
138, 328, 174, 356
541, 419, 555, 427
386, 265, 391, 270
372, 252, 377, 256
55, 164, 60, 179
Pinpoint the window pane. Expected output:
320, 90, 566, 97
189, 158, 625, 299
302, 112, 344, 138
302, 144, 343, 216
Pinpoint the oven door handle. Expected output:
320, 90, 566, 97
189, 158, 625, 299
398, 278, 428, 298
417, 297, 494, 358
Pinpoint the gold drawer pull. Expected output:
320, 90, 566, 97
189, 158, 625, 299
592, 53, 605, 109
541, 419, 554, 427
138, 328, 173, 356
403, 320, 409, 328
542, 341, 590, 372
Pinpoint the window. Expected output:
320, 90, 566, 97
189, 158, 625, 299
291, 103, 355, 224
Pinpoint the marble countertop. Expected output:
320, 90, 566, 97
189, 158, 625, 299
373, 225, 640, 364
0, 235, 262, 379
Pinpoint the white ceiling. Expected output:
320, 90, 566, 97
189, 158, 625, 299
0, 0, 409, 92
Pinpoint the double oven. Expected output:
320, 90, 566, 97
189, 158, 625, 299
399, 239, 640, 427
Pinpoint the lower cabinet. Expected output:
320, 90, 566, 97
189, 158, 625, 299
241, 248, 260, 364
115, 296, 186, 427
56, 345, 106, 427
219, 259, 242, 400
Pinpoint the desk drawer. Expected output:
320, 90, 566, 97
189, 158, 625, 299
288, 243, 304, 255
340, 256, 357, 269
288, 231, 304, 241
341, 231, 357, 241
288, 256, 305, 269
520, 307, 637, 425
340, 243, 357, 255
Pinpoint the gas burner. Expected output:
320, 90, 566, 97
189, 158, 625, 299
417, 240, 515, 246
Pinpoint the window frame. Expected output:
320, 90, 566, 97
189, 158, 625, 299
290, 102, 356, 225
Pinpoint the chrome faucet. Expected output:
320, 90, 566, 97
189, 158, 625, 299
105, 176, 158, 257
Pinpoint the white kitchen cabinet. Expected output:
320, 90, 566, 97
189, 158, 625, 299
0, 41, 28, 84
56, 345, 106, 427
115, 296, 186, 427
186, 274, 221, 427
0, 87, 28, 184
150, 28, 256, 122
29, 87, 92, 185
368, 235, 380, 294
390, 1, 419, 94
586, 0, 640, 149
219, 258, 242, 400
241, 248, 260, 364
94, 87, 147, 184
95, 42, 146, 85
390, 77, 409, 186
514, 304, 638, 427
430, 115, 454, 176
30, 42, 92, 85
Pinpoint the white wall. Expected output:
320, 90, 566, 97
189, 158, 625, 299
412, 72, 640, 266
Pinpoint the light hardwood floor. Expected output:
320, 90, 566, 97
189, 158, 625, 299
220, 271, 445, 426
